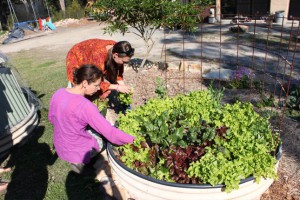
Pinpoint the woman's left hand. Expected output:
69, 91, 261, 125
116, 84, 131, 93
117, 80, 125, 86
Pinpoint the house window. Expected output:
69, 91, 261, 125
289, 0, 300, 19
221, 0, 236, 18
221, 0, 270, 19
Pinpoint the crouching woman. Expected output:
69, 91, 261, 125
48, 64, 134, 173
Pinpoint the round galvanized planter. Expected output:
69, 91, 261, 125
0, 66, 39, 157
0, 104, 38, 154
107, 143, 281, 200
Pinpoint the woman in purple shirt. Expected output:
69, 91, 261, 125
48, 64, 134, 173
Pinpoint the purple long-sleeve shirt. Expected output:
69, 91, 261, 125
48, 88, 134, 164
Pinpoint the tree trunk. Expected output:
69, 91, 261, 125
59, 0, 66, 12
0, 0, 8, 30
140, 41, 155, 69
19, 0, 30, 17
216, 0, 221, 22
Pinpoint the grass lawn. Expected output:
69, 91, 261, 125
0, 48, 105, 200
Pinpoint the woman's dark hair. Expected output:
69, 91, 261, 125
105, 41, 133, 83
73, 64, 102, 85
112, 41, 134, 57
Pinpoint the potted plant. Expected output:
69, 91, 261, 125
108, 87, 281, 200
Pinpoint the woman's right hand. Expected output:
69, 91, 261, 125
116, 84, 131, 93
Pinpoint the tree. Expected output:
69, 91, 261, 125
59, 0, 66, 13
92, 0, 213, 67
0, 0, 9, 30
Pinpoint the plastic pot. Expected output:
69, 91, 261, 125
275, 10, 285, 24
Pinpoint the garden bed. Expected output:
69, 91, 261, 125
104, 65, 300, 200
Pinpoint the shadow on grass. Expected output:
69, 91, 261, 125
66, 169, 104, 200
65, 153, 121, 200
4, 125, 57, 199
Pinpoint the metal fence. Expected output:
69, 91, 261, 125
158, 14, 299, 131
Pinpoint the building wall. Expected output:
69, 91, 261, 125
270, 0, 290, 18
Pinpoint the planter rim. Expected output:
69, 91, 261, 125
107, 142, 282, 189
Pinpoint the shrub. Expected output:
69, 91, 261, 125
229, 66, 255, 89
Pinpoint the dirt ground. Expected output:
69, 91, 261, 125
0, 18, 299, 200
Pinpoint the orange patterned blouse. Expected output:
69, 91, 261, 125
66, 39, 124, 96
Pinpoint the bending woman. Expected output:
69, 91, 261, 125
66, 39, 134, 99
48, 64, 134, 173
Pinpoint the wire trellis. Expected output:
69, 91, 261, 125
159, 14, 300, 132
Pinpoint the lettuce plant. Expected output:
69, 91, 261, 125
115, 88, 280, 192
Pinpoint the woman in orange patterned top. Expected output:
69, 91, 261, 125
66, 39, 134, 98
